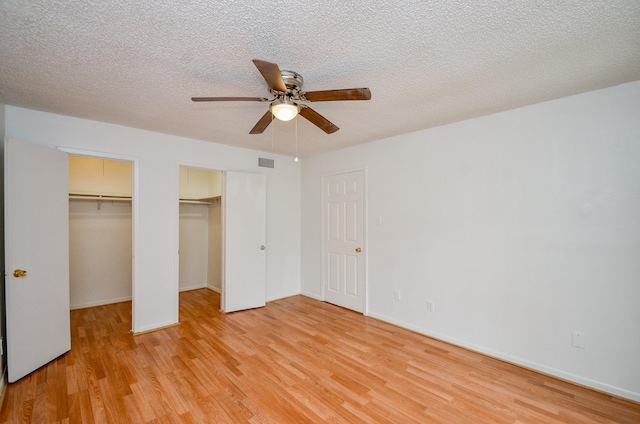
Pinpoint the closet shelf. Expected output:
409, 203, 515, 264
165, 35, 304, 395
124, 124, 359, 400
69, 193, 131, 202
69, 193, 131, 210
179, 196, 220, 205
69, 194, 220, 206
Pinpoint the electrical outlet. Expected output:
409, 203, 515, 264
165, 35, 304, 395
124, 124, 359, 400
572, 331, 585, 349
427, 301, 435, 313
394, 291, 401, 301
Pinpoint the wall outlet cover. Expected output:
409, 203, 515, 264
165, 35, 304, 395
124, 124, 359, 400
427, 301, 435, 313
572, 331, 586, 349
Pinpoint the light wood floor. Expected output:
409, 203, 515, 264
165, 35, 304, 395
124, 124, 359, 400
1, 289, 638, 423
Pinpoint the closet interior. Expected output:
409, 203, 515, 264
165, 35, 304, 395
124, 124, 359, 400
68, 155, 133, 310
179, 166, 222, 293
68, 160, 222, 310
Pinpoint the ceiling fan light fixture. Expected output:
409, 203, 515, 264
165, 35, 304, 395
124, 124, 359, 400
192, 59, 371, 134
271, 99, 298, 121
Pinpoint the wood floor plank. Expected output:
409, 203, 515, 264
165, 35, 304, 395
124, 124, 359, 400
1, 289, 639, 423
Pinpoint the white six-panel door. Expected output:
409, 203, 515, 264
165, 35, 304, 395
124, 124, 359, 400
4, 137, 71, 382
323, 170, 366, 313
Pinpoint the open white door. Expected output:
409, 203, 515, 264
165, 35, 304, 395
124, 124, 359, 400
222, 171, 266, 313
4, 137, 70, 382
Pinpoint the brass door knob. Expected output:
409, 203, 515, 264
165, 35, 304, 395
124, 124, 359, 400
13, 269, 27, 278
355, 247, 362, 253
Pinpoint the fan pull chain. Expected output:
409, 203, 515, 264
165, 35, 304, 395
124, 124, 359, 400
270, 111, 274, 152
294, 114, 299, 162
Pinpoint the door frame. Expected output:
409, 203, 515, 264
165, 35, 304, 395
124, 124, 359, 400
61, 147, 140, 331
321, 167, 369, 315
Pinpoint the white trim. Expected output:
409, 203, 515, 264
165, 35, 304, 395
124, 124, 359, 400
300, 291, 323, 301
206, 285, 221, 293
267, 290, 302, 302
179, 284, 207, 292
175, 159, 229, 173
58, 147, 139, 163
362, 167, 369, 316
132, 320, 178, 335
70, 296, 132, 310
221, 171, 227, 311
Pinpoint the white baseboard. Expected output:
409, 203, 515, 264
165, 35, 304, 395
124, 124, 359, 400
366, 311, 640, 403
267, 289, 302, 302
300, 291, 323, 301
179, 283, 207, 292
70, 296, 132, 310
132, 319, 178, 335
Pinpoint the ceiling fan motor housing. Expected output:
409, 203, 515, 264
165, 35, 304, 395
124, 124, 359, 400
273, 70, 303, 99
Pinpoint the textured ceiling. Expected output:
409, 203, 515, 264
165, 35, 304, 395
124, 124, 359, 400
1, 1, 639, 157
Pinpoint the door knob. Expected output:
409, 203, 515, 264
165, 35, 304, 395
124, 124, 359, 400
13, 269, 27, 278
260, 245, 266, 250
355, 247, 362, 253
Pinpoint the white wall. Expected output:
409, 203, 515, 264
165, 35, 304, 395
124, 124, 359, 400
179, 203, 209, 291
301, 81, 640, 401
69, 200, 132, 308
5, 107, 301, 332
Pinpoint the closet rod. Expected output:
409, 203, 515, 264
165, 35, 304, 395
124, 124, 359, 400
179, 199, 214, 205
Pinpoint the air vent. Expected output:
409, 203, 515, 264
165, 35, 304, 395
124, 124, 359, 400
258, 157, 274, 168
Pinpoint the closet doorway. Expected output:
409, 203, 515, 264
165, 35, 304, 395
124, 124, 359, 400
178, 166, 223, 295
68, 155, 134, 310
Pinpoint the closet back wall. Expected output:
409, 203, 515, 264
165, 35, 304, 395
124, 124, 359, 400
179, 167, 222, 292
179, 203, 209, 291
69, 156, 132, 309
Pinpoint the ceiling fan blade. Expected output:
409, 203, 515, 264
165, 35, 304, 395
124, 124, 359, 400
252, 59, 287, 92
299, 106, 339, 134
303, 88, 371, 102
191, 96, 268, 102
249, 110, 274, 134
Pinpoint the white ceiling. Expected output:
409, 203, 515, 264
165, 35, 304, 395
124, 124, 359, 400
1, 1, 639, 157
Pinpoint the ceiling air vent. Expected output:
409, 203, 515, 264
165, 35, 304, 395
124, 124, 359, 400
258, 157, 274, 168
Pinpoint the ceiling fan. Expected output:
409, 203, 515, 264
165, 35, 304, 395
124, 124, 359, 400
191, 59, 371, 135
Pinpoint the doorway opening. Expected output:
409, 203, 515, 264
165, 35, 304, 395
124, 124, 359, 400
176, 168, 267, 314
68, 155, 134, 310
178, 166, 223, 296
